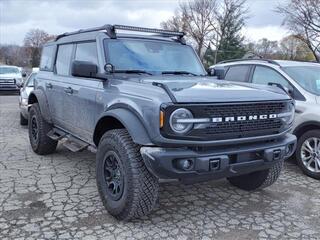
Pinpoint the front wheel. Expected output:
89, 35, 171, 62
227, 160, 283, 191
28, 103, 57, 155
96, 129, 159, 221
296, 130, 320, 179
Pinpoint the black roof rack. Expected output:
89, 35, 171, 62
218, 58, 281, 66
55, 24, 185, 42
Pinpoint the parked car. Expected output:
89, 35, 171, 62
210, 59, 320, 179
28, 25, 296, 220
0, 65, 26, 92
19, 69, 38, 125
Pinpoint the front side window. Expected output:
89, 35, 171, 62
104, 39, 205, 76
75, 42, 98, 65
283, 66, 320, 96
224, 65, 250, 82
252, 66, 291, 89
40, 45, 55, 71
56, 44, 73, 76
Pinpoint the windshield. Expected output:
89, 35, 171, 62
283, 66, 320, 96
0, 67, 20, 75
25, 73, 36, 87
104, 39, 206, 76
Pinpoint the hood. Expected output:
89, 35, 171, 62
0, 73, 22, 79
316, 96, 320, 105
140, 76, 290, 103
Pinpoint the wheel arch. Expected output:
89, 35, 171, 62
293, 121, 320, 139
93, 108, 153, 146
28, 90, 52, 123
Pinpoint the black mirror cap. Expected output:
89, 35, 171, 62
71, 60, 98, 78
22, 72, 27, 78
214, 67, 225, 80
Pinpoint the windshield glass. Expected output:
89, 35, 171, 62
104, 39, 206, 76
26, 73, 36, 87
0, 67, 20, 75
283, 66, 320, 96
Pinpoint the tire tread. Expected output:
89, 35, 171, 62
97, 129, 159, 220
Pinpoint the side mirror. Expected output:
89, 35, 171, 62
213, 67, 225, 80
22, 72, 27, 78
71, 60, 98, 78
207, 68, 215, 76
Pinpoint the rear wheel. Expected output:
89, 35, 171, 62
28, 103, 57, 155
296, 130, 320, 179
20, 113, 28, 126
96, 129, 159, 220
227, 160, 283, 191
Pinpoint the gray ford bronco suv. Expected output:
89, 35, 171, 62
28, 25, 297, 220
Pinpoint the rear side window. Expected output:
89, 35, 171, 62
56, 44, 73, 76
75, 42, 98, 65
40, 45, 55, 71
224, 65, 250, 82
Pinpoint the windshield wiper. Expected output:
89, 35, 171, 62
114, 70, 153, 75
161, 71, 198, 76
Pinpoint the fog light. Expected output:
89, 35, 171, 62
176, 159, 194, 171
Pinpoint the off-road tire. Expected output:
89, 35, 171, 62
296, 130, 320, 180
20, 113, 28, 126
227, 160, 283, 191
96, 129, 159, 221
28, 103, 57, 155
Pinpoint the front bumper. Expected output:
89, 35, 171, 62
141, 133, 296, 184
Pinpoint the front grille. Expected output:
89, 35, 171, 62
162, 101, 291, 141
0, 79, 15, 85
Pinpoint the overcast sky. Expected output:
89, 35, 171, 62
0, 0, 289, 45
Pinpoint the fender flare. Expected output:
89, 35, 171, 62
94, 108, 153, 146
28, 89, 52, 123
293, 121, 320, 137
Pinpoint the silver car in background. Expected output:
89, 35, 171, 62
210, 60, 320, 179
19, 69, 38, 125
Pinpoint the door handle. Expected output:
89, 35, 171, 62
46, 83, 52, 89
64, 87, 73, 94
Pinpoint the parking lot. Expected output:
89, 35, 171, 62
0, 94, 319, 240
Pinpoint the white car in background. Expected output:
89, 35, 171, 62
19, 69, 39, 125
210, 59, 320, 179
0, 65, 26, 92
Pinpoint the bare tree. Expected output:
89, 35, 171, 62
277, 0, 320, 62
23, 29, 54, 67
162, 0, 218, 58
161, 0, 247, 61
0, 45, 29, 67
280, 35, 315, 60
253, 38, 279, 59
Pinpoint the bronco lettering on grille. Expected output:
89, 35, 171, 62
212, 114, 278, 122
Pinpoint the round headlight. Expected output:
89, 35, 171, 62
169, 108, 193, 134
